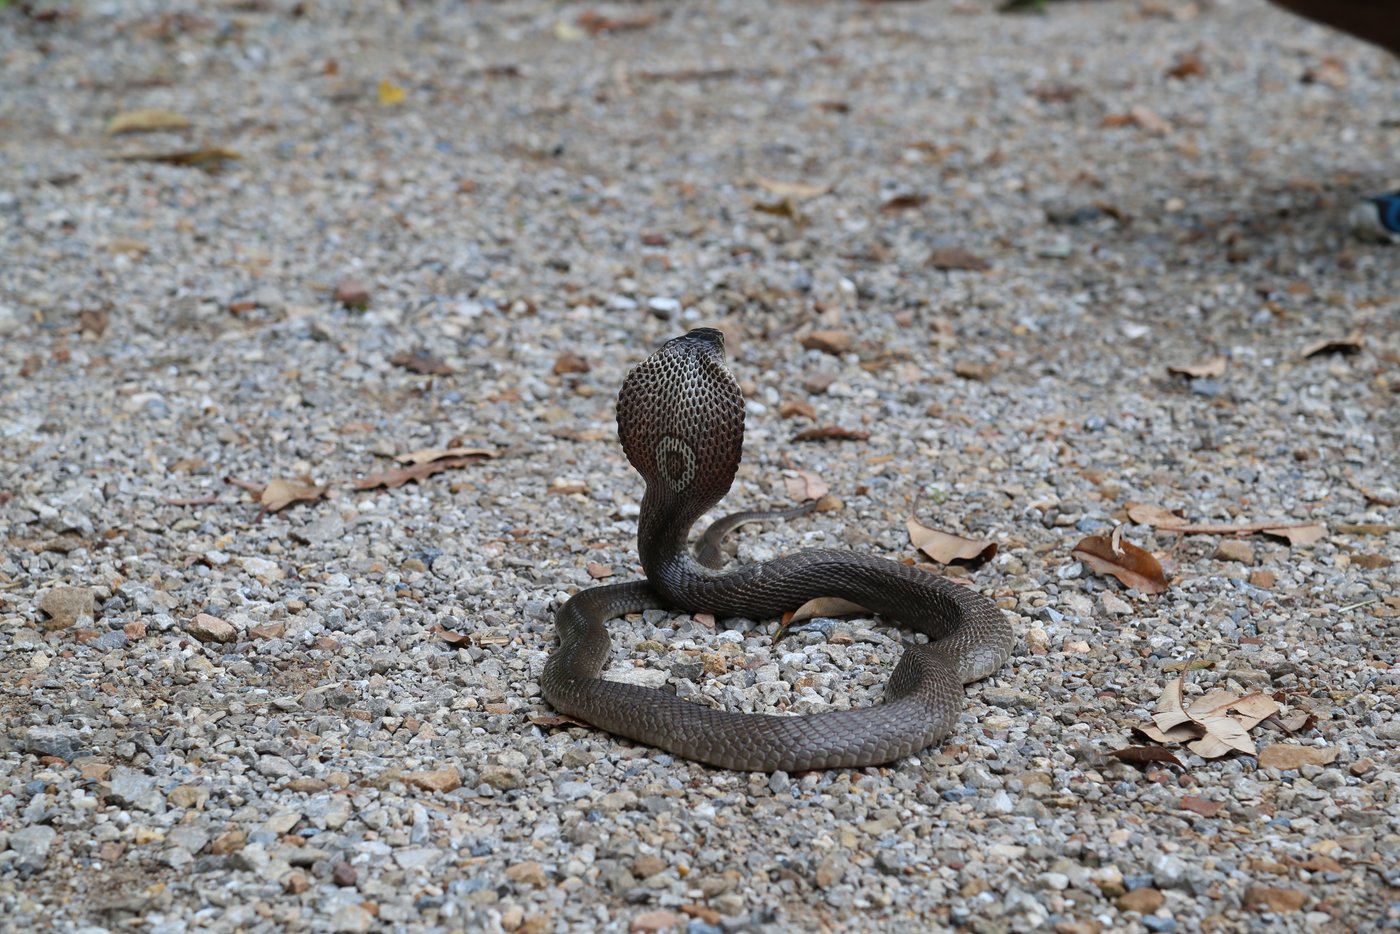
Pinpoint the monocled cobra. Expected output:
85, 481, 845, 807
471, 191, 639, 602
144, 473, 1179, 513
541, 328, 1013, 771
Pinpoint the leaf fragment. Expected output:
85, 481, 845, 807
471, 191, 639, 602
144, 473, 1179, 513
907, 518, 997, 567
1070, 533, 1169, 594
390, 350, 452, 375
1166, 357, 1226, 379
1180, 795, 1224, 817
783, 470, 829, 502
1302, 330, 1363, 358
378, 79, 407, 105
1257, 744, 1337, 770
927, 247, 991, 271
792, 426, 870, 443
395, 447, 497, 465
112, 147, 241, 168
785, 596, 870, 624
259, 478, 329, 513
354, 457, 477, 490
1105, 745, 1184, 768
107, 108, 191, 135
754, 177, 830, 200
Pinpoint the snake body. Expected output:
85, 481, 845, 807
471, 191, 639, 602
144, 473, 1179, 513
541, 328, 1013, 771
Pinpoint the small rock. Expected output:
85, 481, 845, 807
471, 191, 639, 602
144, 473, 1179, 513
9, 825, 57, 870
334, 278, 371, 309
800, 329, 852, 355
631, 855, 666, 879
505, 860, 548, 887
330, 904, 373, 933
285, 872, 311, 894
332, 861, 357, 887
257, 755, 298, 779
403, 768, 460, 793
480, 766, 526, 790
1244, 885, 1307, 912
187, 613, 237, 644
393, 847, 440, 872
1349, 757, 1374, 776
210, 830, 246, 855
38, 585, 93, 630
815, 853, 846, 888
1100, 593, 1132, 616
630, 909, 681, 932
108, 767, 157, 808
1213, 540, 1254, 564
1117, 887, 1165, 913
166, 784, 209, 809
22, 726, 82, 761
1248, 569, 1276, 589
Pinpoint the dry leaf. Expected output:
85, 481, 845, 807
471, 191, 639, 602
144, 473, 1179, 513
1105, 745, 1184, 768
553, 352, 591, 375
1166, 52, 1206, 80
1166, 357, 1226, 378
1140, 678, 1283, 758
792, 426, 870, 443
1351, 554, 1393, 570
378, 79, 407, 105
577, 10, 657, 34
1180, 795, 1224, 817
390, 350, 452, 375
879, 193, 926, 213
395, 447, 497, 465
927, 247, 990, 271
1243, 885, 1307, 913
107, 108, 190, 135
1257, 744, 1337, 770
354, 457, 476, 490
1260, 524, 1326, 546
754, 177, 830, 200
528, 713, 588, 728
586, 562, 613, 579
548, 480, 589, 496
779, 400, 816, 420
785, 596, 869, 624
432, 624, 472, 646
952, 360, 993, 381
783, 470, 829, 502
1071, 533, 1169, 594
261, 478, 328, 513
113, 148, 241, 168
1126, 502, 1188, 528
907, 518, 997, 567
753, 198, 804, 222
1302, 331, 1363, 358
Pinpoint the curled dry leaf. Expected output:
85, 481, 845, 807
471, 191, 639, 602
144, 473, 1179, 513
1260, 524, 1327, 546
907, 518, 997, 567
354, 457, 478, 490
785, 596, 870, 625
1166, 357, 1226, 379
390, 350, 452, 375
1138, 677, 1282, 758
1257, 744, 1337, 770
792, 425, 870, 443
779, 399, 816, 420
879, 193, 926, 213
1105, 745, 1184, 768
553, 352, 591, 375
783, 470, 829, 502
395, 446, 497, 465
432, 624, 472, 646
1070, 533, 1169, 594
260, 478, 329, 514
1302, 330, 1363, 358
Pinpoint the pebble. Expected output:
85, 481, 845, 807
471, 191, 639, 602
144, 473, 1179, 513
8, 825, 56, 871
186, 613, 238, 644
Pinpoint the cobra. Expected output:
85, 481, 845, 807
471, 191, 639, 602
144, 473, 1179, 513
541, 328, 1014, 771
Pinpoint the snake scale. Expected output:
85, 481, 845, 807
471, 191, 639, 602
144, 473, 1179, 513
541, 328, 1013, 771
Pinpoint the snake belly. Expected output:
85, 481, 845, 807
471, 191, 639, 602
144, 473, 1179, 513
541, 328, 1013, 772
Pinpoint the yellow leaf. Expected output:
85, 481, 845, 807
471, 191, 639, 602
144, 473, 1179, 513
107, 108, 191, 135
378, 79, 407, 106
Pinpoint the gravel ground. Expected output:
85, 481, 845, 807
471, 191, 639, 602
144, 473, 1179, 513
2, 1, 1398, 931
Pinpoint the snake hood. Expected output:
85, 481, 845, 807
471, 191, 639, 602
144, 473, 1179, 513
617, 328, 745, 564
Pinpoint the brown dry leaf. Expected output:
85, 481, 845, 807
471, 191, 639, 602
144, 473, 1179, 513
792, 426, 870, 443
106, 108, 192, 135
1180, 795, 1224, 817
113, 147, 241, 167
1257, 744, 1338, 770
1166, 52, 1206, 80
1105, 745, 1184, 768
548, 480, 589, 496
577, 10, 656, 34
907, 518, 997, 567
785, 596, 870, 624
1126, 502, 1188, 529
927, 247, 991, 271
1166, 357, 1226, 379
779, 399, 816, 420
1071, 533, 1169, 594
1351, 554, 1393, 570
432, 624, 472, 646
1243, 885, 1307, 913
390, 350, 452, 375
79, 308, 110, 337
753, 198, 804, 222
1302, 330, 1363, 358
553, 352, 591, 375
258, 478, 328, 514
1190, 690, 1279, 730
528, 712, 589, 728
952, 360, 993, 381
1141, 677, 1281, 758
1260, 524, 1326, 546
754, 177, 830, 200
784, 470, 829, 502
395, 446, 497, 465
354, 457, 476, 490
586, 562, 613, 580
879, 193, 926, 213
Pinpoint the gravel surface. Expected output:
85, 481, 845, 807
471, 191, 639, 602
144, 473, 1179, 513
2, 1, 1398, 931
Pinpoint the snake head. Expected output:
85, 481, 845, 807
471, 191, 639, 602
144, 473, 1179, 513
617, 328, 744, 519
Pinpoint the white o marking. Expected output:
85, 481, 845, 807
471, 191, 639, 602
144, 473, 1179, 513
656, 436, 695, 492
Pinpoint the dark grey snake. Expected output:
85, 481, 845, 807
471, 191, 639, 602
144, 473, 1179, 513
541, 328, 1013, 771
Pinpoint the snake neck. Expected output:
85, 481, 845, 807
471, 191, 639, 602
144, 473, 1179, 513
635, 485, 708, 585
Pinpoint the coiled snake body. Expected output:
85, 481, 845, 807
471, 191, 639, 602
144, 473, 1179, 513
542, 328, 1013, 771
